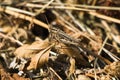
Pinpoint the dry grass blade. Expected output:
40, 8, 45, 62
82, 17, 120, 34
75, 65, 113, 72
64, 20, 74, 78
93, 36, 108, 80
52, 10, 80, 33
0, 7, 49, 29
103, 48, 120, 61
26, 3, 95, 12
35, 0, 54, 15
1, 0, 120, 79
37, 2, 120, 11
49, 67, 62, 80
89, 11, 120, 24
6, 6, 35, 16
0, 33, 23, 46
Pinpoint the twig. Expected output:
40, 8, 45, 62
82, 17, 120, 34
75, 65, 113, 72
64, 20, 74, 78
66, 10, 87, 31
94, 36, 109, 67
35, 0, 54, 15
52, 10, 80, 32
89, 11, 120, 24
0, 33, 23, 46
0, 7, 49, 29
103, 48, 120, 61
99, 36, 108, 55
49, 67, 62, 80
101, 20, 120, 44
56, 0, 88, 31
35, 2, 120, 11
92, 0, 97, 5
26, 3, 95, 12
6, 6, 35, 16
93, 36, 108, 80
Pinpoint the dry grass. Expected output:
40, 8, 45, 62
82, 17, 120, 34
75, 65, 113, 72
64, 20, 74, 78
0, 0, 120, 80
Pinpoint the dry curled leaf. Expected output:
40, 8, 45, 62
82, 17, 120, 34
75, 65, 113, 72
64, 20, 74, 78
14, 39, 50, 58
27, 44, 54, 70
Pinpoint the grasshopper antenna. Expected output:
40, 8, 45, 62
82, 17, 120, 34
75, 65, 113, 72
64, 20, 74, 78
44, 15, 51, 32
44, 15, 53, 41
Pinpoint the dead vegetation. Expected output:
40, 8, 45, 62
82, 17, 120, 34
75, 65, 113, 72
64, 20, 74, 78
0, 0, 120, 80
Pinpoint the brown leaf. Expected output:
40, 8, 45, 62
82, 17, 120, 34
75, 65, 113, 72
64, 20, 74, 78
1, 69, 14, 80
0, 61, 29, 80
27, 44, 54, 70
14, 39, 50, 58
0, 63, 15, 80
12, 74, 30, 80
55, 42, 90, 67
73, 32, 102, 52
